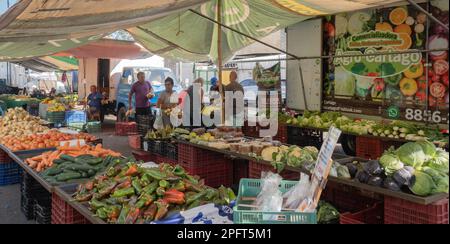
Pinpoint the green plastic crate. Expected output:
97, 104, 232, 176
68, 122, 86, 132
86, 121, 102, 133
233, 178, 317, 224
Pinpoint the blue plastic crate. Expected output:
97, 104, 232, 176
65, 110, 87, 124
0, 163, 21, 186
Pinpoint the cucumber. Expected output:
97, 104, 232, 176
81, 172, 88, 178
86, 158, 103, 166
60, 154, 76, 162
87, 169, 96, 177
46, 168, 64, 176
56, 172, 82, 182
64, 163, 96, 172
53, 159, 66, 165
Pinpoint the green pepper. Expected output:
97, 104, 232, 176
186, 191, 206, 205
141, 173, 151, 186
125, 207, 140, 224
105, 205, 121, 222
143, 181, 158, 194
96, 207, 108, 220
204, 188, 218, 201
188, 199, 202, 209
172, 181, 186, 192
156, 186, 166, 196
117, 206, 130, 224
186, 175, 199, 185
111, 187, 135, 198
154, 200, 169, 221
145, 170, 167, 181
143, 203, 157, 221
172, 165, 186, 176
90, 199, 107, 210
159, 180, 169, 188
98, 182, 118, 198
132, 179, 143, 195
183, 179, 204, 192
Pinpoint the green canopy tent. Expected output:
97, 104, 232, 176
0, 0, 407, 63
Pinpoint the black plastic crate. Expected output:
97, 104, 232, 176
138, 124, 151, 136
164, 142, 178, 161
35, 211, 52, 224
287, 126, 323, 149
20, 196, 35, 220
148, 140, 165, 155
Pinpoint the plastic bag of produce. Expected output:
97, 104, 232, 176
282, 173, 311, 210
254, 172, 283, 218
153, 110, 164, 131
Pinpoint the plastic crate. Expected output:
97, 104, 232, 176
340, 202, 384, 224
248, 161, 299, 180
0, 162, 21, 186
384, 196, 449, 224
0, 149, 12, 164
233, 159, 249, 186
132, 150, 154, 162
164, 142, 178, 161
355, 136, 406, 160
47, 111, 66, 124
128, 134, 142, 150
67, 122, 86, 132
178, 143, 232, 187
154, 154, 178, 166
274, 124, 288, 143
34, 198, 52, 224
65, 110, 87, 124
51, 192, 88, 224
86, 121, 102, 133
147, 140, 165, 155
115, 122, 137, 136
321, 182, 381, 213
233, 178, 317, 224
287, 126, 323, 149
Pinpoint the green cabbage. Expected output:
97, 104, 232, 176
396, 142, 427, 168
416, 140, 437, 159
380, 153, 404, 175
426, 148, 449, 174
409, 171, 437, 196
422, 167, 449, 194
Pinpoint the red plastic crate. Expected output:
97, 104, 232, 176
233, 160, 249, 186
322, 182, 381, 213
132, 150, 154, 162
51, 193, 88, 224
0, 149, 12, 164
248, 161, 299, 180
115, 122, 137, 136
187, 160, 233, 188
340, 202, 384, 224
356, 136, 406, 160
128, 134, 141, 150
273, 124, 288, 143
384, 196, 449, 224
154, 154, 178, 166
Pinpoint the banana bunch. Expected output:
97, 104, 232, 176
47, 102, 66, 112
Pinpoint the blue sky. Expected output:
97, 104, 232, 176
0, 0, 17, 15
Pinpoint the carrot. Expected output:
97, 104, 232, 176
28, 159, 38, 169
31, 155, 43, 161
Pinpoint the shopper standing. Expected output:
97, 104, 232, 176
156, 77, 177, 127
128, 71, 154, 116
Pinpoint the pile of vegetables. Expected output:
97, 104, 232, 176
74, 163, 236, 223
0, 107, 49, 137
285, 111, 447, 144
145, 126, 174, 140
334, 141, 449, 196
261, 145, 319, 173
317, 201, 340, 224
0, 130, 97, 151
25, 143, 121, 173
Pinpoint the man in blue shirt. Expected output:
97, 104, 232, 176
87, 85, 103, 121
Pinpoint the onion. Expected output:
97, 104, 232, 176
428, 34, 449, 58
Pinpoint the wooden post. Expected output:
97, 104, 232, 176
217, 0, 225, 125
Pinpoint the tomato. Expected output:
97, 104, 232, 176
430, 82, 446, 98
442, 72, 449, 87
417, 76, 428, 90
428, 70, 441, 83
415, 90, 427, 102
433, 60, 449, 76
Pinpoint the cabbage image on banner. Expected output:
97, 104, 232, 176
334, 66, 356, 98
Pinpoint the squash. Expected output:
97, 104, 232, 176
261, 146, 280, 162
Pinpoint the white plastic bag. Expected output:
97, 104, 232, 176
254, 172, 283, 214
153, 109, 164, 130
282, 173, 311, 210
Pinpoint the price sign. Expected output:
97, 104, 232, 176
60, 139, 86, 147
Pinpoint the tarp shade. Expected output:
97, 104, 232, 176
0, 0, 404, 62
0, 0, 208, 60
